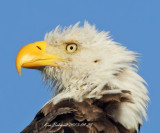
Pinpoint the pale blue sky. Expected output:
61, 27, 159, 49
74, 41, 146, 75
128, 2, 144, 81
0, 0, 159, 132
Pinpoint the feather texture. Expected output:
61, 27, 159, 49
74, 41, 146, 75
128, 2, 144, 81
21, 90, 138, 133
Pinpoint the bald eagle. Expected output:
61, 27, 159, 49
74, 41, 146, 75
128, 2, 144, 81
16, 22, 149, 133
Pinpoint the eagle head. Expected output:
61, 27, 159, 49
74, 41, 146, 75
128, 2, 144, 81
16, 22, 149, 131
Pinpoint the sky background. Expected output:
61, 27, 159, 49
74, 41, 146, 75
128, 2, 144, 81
0, 0, 159, 132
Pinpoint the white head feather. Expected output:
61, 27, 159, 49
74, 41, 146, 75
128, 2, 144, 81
41, 22, 149, 130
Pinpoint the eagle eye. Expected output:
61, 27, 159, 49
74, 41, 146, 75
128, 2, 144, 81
66, 43, 77, 53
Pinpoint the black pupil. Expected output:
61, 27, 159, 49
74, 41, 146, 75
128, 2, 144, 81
70, 46, 74, 50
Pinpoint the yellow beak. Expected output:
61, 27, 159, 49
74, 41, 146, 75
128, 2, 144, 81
16, 41, 64, 75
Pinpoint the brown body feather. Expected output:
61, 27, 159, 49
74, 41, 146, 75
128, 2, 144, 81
21, 91, 139, 133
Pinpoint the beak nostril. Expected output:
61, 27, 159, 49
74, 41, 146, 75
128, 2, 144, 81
36, 46, 42, 50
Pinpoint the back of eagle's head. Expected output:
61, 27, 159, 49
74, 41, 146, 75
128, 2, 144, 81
16, 22, 149, 131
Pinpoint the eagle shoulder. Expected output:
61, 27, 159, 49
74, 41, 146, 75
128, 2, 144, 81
21, 92, 139, 133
